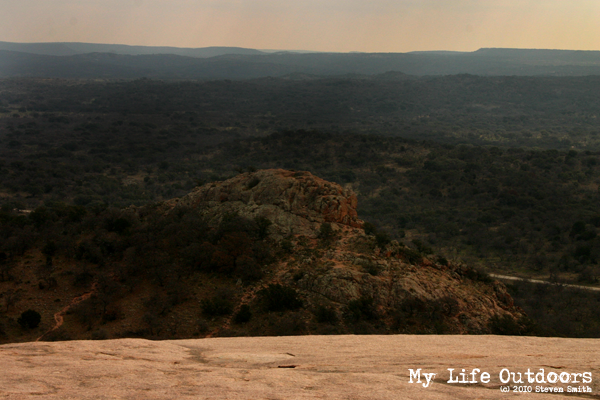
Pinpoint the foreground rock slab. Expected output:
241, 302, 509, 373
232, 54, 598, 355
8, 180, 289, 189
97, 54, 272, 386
1, 335, 598, 399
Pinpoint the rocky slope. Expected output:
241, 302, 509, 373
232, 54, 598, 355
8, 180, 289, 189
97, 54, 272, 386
159, 169, 525, 335
165, 168, 363, 236
0, 169, 527, 343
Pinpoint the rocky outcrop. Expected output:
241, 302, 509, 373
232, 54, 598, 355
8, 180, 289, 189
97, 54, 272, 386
167, 169, 362, 236
160, 169, 525, 334
279, 249, 522, 334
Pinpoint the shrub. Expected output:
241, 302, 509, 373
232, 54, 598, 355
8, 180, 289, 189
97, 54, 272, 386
363, 222, 377, 236
201, 296, 233, 317
233, 305, 252, 324
318, 222, 335, 244
398, 247, 423, 264
314, 305, 338, 324
106, 217, 131, 234
375, 232, 391, 248
234, 254, 263, 282
259, 284, 303, 312
488, 314, 523, 335
361, 260, 381, 276
269, 312, 307, 335
18, 309, 41, 329
280, 239, 294, 253
91, 329, 108, 340
345, 296, 377, 322
460, 266, 493, 284
412, 239, 433, 255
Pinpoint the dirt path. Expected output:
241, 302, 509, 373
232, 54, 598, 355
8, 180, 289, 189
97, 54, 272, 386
490, 273, 600, 292
36, 283, 98, 342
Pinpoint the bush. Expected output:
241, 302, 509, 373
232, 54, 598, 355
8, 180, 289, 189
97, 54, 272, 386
91, 329, 108, 340
375, 232, 391, 248
314, 305, 338, 324
201, 296, 233, 317
280, 239, 294, 253
488, 314, 523, 335
269, 312, 307, 336
361, 260, 381, 276
363, 222, 377, 236
233, 304, 252, 324
345, 296, 377, 322
318, 222, 335, 244
18, 309, 41, 329
412, 239, 433, 255
460, 266, 493, 284
398, 247, 423, 264
259, 284, 303, 312
106, 217, 131, 234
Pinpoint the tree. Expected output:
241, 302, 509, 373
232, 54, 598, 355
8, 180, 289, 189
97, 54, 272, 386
18, 309, 41, 329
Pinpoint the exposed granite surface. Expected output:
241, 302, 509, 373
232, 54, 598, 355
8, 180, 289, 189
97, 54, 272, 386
2, 335, 598, 399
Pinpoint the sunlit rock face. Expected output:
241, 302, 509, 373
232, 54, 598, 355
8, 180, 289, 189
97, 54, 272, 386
168, 169, 363, 237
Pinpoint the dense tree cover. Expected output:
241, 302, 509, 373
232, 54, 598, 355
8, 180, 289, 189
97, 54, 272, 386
1, 78, 600, 338
209, 131, 600, 283
506, 280, 600, 338
2, 75, 600, 152
1, 124, 599, 282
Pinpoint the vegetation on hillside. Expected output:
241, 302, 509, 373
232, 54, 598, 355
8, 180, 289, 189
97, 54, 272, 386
1, 77, 600, 339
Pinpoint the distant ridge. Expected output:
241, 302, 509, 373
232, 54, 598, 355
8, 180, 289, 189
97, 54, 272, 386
474, 47, 600, 61
2, 43, 600, 79
0, 41, 265, 58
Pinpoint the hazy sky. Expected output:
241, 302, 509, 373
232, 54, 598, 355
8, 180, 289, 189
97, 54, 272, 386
1, 0, 599, 52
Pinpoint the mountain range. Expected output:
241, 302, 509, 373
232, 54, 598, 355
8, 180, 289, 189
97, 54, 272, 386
1, 41, 600, 79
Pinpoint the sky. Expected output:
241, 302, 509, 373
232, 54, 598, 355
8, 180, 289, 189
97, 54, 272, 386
1, 0, 599, 52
